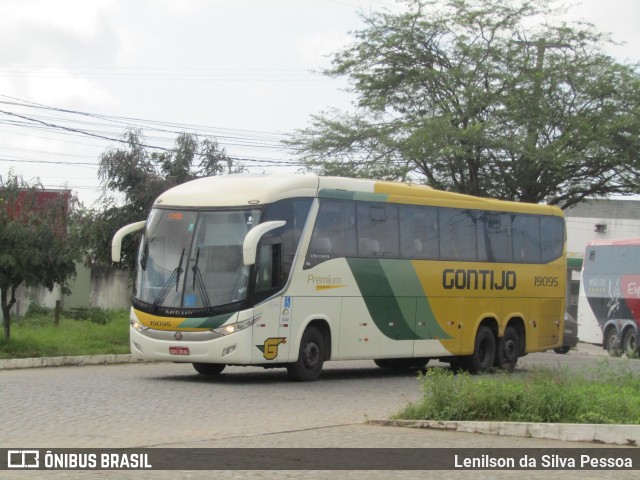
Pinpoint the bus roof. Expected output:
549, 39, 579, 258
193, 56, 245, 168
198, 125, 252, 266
153, 173, 562, 216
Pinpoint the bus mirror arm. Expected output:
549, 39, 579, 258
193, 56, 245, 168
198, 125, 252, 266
243, 221, 286, 266
112, 221, 146, 262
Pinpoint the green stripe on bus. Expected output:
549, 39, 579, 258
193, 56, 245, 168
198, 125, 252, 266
347, 258, 452, 341
178, 313, 234, 329
346, 257, 414, 340
379, 260, 451, 340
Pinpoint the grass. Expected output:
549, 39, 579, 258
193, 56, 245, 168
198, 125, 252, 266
0, 307, 130, 359
394, 365, 640, 425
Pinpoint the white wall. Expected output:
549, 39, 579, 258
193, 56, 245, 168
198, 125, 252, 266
565, 200, 640, 259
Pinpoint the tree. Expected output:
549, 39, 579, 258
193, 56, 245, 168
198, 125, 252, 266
0, 174, 80, 340
287, 0, 640, 208
86, 129, 241, 268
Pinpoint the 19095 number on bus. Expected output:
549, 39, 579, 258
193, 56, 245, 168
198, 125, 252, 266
534, 276, 559, 287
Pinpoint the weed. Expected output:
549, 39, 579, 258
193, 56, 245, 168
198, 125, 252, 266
0, 309, 129, 359
395, 364, 640, 425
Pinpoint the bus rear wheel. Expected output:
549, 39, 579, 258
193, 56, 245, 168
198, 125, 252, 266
622, 328, 638, 358
192, 363, 226, 376
495, 326, 519, 372
464, 325, 496, 373
604, 328, 622, 357
287, 326, 324, 382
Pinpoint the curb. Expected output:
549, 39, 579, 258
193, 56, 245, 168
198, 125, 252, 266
368, 419, 640, 447
0, 354, 138, 370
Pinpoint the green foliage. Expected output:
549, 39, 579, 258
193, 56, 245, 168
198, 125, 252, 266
0, 174, 82, 339
65, 307, 112, 325
395, 365, 640, 425
288, 0, 640, 208
24, 302, 52, 319
0, 309, 129, 358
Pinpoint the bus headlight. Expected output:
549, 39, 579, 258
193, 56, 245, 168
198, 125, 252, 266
130, 317, 149, 332
213, 317, 257, 336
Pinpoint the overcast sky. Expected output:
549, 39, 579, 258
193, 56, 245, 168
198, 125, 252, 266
1, 0, 639, 207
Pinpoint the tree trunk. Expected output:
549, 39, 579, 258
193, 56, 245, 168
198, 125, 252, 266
1, 288, 11, 340
1, 284, 19, 340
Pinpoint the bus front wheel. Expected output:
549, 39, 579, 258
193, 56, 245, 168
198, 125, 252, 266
464, 325, 496, 373
287, 326, 325, 382
192, 363, 226, 376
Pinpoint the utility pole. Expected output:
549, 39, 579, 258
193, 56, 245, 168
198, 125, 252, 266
513, 40, 572, 148
512, 40, 572, 199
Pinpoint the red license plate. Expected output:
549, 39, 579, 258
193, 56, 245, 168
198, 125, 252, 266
169, 346, 190, 355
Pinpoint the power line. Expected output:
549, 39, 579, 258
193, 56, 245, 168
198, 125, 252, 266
0, 93, 309, 199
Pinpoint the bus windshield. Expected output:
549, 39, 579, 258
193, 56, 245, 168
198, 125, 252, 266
135, 208, 261, 311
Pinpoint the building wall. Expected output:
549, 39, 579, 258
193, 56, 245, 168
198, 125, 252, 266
565, 199, 640, 258
5, 263, 132, 320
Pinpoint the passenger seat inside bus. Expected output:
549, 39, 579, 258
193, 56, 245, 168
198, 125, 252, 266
310, 236, 332, 255
359, 238, 381, 257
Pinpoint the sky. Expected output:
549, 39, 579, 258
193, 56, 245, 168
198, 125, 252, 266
1, 0, 639, 207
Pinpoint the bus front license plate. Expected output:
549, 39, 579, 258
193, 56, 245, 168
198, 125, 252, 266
169, 346, 190, 355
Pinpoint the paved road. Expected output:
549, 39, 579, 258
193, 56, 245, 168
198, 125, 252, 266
1, 343, 638, 479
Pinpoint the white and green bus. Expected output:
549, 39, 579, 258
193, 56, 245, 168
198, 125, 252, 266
112, 174, 566, 381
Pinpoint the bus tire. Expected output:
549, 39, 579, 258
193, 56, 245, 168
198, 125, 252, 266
622, 328, 638, 358
464, 325, 496, 373
192, 363, 225, 376
495, 326, 519, 371
287, 326, 324, 382
554, 346, 570, 354
604, 328, 622, 357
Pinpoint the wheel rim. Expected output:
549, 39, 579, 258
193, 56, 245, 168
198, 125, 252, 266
504, 338, 518, 363
624, 333, 636, 353
302, 341, 320, 369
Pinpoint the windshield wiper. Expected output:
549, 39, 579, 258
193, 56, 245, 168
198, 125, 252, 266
192, 247, 212, 310
152, 248, 185, 311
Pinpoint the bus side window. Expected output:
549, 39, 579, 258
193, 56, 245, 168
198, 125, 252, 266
540, 216, 564, 263
400, 205, 439, 259
357, 203, 398, 257
512, 215, 541, 263
439, 208, 477, 261
305, 199, 356, 268
254, 240, 282, 301
483, 212, 511, 262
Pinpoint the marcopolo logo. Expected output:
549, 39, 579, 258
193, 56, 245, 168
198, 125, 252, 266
8, 450, 39, 469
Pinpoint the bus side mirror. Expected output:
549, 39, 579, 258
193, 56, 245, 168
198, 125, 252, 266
112, 221, 146, 262
243, 221, 286, 266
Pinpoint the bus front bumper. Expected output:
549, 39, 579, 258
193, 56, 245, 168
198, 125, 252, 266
129, 326, 255, 364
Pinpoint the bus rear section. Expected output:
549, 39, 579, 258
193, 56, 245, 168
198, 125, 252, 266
296, 189, 566, 374
578, 239, 640, 357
